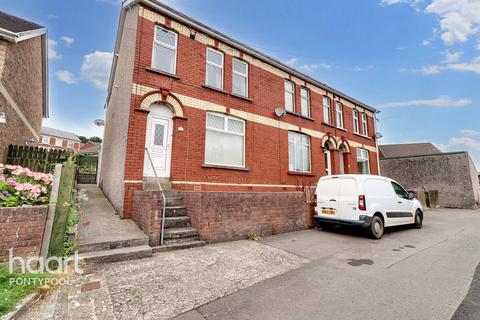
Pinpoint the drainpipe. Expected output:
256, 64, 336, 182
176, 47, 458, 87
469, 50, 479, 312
374, 111, 381, 176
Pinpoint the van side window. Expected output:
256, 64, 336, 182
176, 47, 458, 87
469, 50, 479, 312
391, 182, 409, 199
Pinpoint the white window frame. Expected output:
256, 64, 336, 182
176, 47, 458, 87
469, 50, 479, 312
41, 136, 50, 145
152, 25, 178, 74
67, 141, 75, 149
356, 148, 370, 174
336, 102, 344, 128
323, 96, 331, 124
206, 47, 224, 89
361, 113, 368, 136
232, 58, 248, 97
284, 80, 295, 112
205, 112, 245, 167
288, 131, 311, 173
55, 138, 63, 147
353, 109, 359, 134
300, 87, 310, 117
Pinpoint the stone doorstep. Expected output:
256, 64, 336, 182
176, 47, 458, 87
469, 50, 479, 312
164, 206, 188, 217
152, 240, 206, 253
163, 216, 192, 228
76, 237, 149, 254
77, 245, 152, 264
163, 227, 198, 239
163, 236, 200, 245
165, 196, 184, 206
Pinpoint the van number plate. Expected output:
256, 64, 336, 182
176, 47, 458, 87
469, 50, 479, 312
322, 209, 336, 215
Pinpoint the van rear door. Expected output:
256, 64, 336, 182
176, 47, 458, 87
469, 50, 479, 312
316, 177, 339, 218
337, 177, 359, 220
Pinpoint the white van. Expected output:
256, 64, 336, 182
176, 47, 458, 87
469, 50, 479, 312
314, 174, 423, 239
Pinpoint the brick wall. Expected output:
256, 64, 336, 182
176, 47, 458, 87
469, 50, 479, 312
0, 206, 48, 263
132, 190, 161, 245
0, 37, 44, 157
181, 191, 309, 242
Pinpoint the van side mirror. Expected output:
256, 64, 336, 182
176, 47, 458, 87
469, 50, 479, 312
408, 192, 415, 200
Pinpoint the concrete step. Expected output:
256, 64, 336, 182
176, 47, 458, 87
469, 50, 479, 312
165, 206, 187, 217
77, 245, 152, 264
152, 240, 206, 253
163, 236, 199, 244
163, 227, 198, 240
77, 237, 148, 253
162, 189, 179, 197
163, 216, 191, 228
165, 196, 184, 206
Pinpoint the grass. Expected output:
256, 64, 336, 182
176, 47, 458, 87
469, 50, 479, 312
0, 267, 50, 316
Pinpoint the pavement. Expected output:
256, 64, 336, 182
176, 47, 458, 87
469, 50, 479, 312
76, 184, 148, 249
17, 208, 480, 320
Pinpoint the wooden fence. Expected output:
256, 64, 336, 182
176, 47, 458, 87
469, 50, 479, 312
3, 145, 71, 173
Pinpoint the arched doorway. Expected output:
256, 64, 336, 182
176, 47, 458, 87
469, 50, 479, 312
323, 141, 334, 176
144, 103, 174, 177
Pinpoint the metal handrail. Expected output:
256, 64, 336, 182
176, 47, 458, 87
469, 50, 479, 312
144, 147, 167, 245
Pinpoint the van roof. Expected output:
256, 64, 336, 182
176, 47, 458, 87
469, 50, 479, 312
319, 174, 392, 182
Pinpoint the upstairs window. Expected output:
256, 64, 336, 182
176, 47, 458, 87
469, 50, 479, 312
356, 148, 370, 174
300, 87, 310, 117
67, 141, 74, 149
232, 59, 248, 97
353, 110, 359, 134
336, 102, 344, 128
323, 96, 331, 124
284, 80, 295, 112
41, 136, 50, 145
288, 131, 311, 173
152, 26, 177, 74
55, 138, 63, 147
362, 113, 368, 136
205, 112, 245, 167
206, 48, 224, 89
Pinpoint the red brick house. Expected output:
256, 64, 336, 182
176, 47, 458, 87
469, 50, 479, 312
37, 126, 81, 152
100, 0, 379, 244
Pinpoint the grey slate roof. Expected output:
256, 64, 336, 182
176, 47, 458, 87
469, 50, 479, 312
0, 11, 43, 33
41, 126, 80, 142
379, 143, 442, 158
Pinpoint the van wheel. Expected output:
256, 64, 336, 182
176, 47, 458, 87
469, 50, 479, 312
369, 215, 384, 239
414, 210, 423, 229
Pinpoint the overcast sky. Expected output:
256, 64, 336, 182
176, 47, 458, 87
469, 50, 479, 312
1, 0, 479, 167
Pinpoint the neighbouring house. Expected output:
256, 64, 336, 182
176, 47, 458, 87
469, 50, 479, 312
100, 0, 380, 244
0, 11, 48, 157
379, 143, 480, 209
37, 126, 81, 152
79, 141, 101, 156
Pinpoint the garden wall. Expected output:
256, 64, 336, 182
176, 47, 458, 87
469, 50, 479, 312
0, 206, 48, 263
180, 191, 309, 242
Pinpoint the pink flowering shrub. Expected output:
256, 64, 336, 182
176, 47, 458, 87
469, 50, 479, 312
0, 164, 53, 207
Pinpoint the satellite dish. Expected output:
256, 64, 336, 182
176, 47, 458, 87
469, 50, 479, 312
94, 119, 105, 126
274, 108, 286, 117
375, 132, 383, 139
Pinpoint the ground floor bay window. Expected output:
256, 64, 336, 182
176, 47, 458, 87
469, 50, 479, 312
356, 148, 370, 174
205, 112, 245, 167
288, 131, 311, 173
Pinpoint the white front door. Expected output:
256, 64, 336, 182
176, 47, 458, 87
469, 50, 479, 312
144, 105, 173, 177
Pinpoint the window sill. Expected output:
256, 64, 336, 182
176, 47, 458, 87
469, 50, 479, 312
202, 163, 250, 171
336, 127, 347, 132
230, 93, 253, 102
146, 67, 181, 80
202, 84, 229, 95
285, 110, 315, 121
322, 122, 337, 129
288, 171, 315, 177
353, 133, 372, 140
